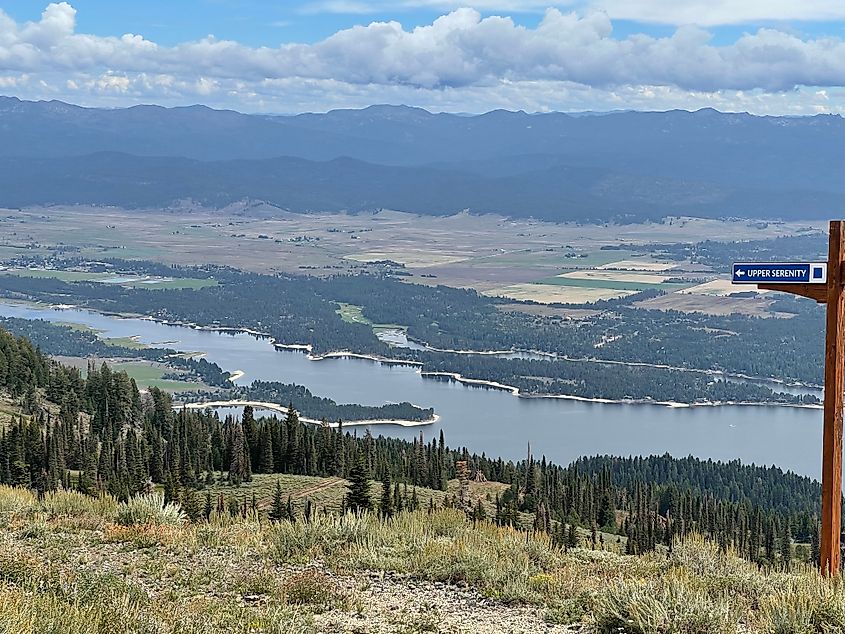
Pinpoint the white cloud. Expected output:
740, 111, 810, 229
303, 0, 845, 26
3, 3, 845, 113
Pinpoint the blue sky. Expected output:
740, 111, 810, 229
6, 1, 845, 46
2, 1, 845, 114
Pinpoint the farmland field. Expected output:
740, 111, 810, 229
0, 268, 217, 289
483, 283, 635, 304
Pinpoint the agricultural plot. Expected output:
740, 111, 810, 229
495, 254, 697, 304
680, 279, 771, 297
345, 251, 470, 268
596, 259, 678, 272
484, 283, 636, 304
0, 269, 217, 290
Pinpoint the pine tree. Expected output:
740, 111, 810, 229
393, 481, 403, 513
380, 471, 394, 518
181, 489, 201, 522
270, 479, 285, 522
780, 522, 792, 569
346, 456, 371, 513
567, 523, 578, 549
228, 421, 251, 485
257, 425, 274, 474
203, 492, 213, 520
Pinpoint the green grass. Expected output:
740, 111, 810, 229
108, 362, 204, 391
56, 322, 103, 334
102, 336, 148, 350
336, 303, 407, 332
336, 303, 372, 325
0, 269, 217, 290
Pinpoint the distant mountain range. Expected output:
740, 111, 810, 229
1, 96, 843, 221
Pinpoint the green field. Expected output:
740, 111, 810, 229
103, 336, 148, 350
336, 303, 407, 332
108, 361, 204, 391
56, 321, 102, 334
0, 269, 218, 290
336, 302, 372, 325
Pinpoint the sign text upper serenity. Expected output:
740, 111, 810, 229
732, 262, 827, 285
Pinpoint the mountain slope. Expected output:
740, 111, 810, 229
1, 151, 840, 221
2, 97, 844, 220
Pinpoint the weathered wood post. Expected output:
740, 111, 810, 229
735, 220, 845, 574
820, 221, 845, 574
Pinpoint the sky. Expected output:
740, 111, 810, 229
2, 1, 845, 114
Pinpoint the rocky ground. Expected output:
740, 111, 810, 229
314, 568, 574, 633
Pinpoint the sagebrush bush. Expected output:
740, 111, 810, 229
115, 492, 186, 527
0, 485, 35, 524
594, 573, 738, 634
41, 490, 117, 521
281, 568, 346, 611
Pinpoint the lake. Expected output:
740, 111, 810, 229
0, 301, 824, 479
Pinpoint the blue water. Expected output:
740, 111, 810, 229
0, 301, 823, 479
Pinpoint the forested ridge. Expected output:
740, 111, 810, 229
0, 325, 824, 566
0, 259, 823, 404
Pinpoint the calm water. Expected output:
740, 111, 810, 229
0, 302, 824, 479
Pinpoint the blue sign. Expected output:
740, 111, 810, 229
732, 262, 827, 285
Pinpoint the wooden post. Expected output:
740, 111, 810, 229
755, 220, 845, 575
821, 220, 845, 575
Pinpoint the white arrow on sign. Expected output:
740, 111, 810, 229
735, 269, 745, 277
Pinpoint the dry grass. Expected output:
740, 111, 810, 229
1, 486, 845, 632
483, 283, 635, 304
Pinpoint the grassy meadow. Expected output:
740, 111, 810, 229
0, 484, 842, 633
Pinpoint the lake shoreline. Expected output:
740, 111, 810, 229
175, 399, 439, 427
13, 300, 820, 410
420, 371, 823, 410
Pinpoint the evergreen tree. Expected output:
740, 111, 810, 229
380, 471, 394, 518
780, 522, 792, 569
257, 425, 274, 474
204, 492, 213, 520
228, 421, 251, 485
346, 456, 371, 513
270, 479, 285, 522
567, 524, 578, 549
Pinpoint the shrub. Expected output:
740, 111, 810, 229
0, 486, 35, 524
115, 492, 186, 527
281, 568, 345, 611
594, 573, 738, 634
41, 490, 117, 521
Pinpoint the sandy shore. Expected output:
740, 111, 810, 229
176, 399, 438, 427
420, 371, 821, 409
